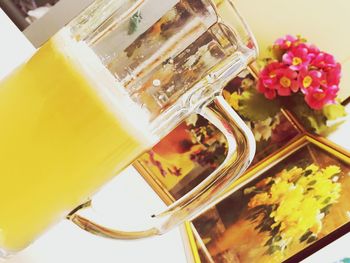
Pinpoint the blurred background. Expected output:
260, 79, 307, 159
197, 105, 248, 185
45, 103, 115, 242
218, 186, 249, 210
0, 0, 59, 29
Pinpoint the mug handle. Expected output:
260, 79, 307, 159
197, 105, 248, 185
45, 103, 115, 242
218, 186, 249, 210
67, 95, 255, 239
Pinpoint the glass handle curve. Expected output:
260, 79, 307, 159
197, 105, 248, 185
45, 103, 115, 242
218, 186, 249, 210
67, 95, 256, 239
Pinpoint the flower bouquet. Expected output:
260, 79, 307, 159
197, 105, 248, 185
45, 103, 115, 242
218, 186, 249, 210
252, 35, 346, 135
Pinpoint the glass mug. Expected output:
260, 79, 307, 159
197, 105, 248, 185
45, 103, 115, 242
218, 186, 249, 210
0, 0, 257, 256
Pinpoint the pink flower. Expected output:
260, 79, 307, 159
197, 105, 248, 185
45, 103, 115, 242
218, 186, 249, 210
311, 52, 337, 70
304, 85, 339, 110
320, 63, 341, 87
258, 63, 299, 98
306, 44, 320, 59
275, 67, 299, 96
274, 35, 298, 50
298, 69, 322, 93
257, 35, 342, 110
300, 64, 341, 110
258, 61, 284, 99
282, 46, 312, 71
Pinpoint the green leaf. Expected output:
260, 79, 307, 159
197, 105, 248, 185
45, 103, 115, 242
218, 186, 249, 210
266, 245, 281, 255
284, 94, 323, 133
265, 237, 274, 246
238, 88, 281, 121
299, 230, 312, 242
323, 103, 347, 120
306, 114, 328, 134
128, 11, 142, 35
307, 180, 317, 186
320, 204, 332, 214
274, 235, 282, 242
323, 196, 331, 205
322, 120, 346, 137
286, 95, 346, 135
304, 169, 313, 177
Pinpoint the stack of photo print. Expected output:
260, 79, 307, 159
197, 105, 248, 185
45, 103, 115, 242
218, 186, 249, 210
133, 67, 350, 263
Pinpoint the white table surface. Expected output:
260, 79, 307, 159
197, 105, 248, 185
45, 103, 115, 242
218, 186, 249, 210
0, 9, 188, 263
301, 232, 350, 263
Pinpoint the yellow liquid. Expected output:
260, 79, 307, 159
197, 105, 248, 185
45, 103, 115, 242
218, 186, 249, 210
0, 30, 154, 251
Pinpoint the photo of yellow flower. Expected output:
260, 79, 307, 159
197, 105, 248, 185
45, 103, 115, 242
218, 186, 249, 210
191, 139, 350, 263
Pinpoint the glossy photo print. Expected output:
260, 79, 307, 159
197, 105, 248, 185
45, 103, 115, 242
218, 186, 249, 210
134, 69, 301, 202
189, 136, 350, 263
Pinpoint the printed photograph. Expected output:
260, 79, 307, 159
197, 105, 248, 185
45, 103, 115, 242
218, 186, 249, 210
191, 138, 350, 263
134, 69, 301, 201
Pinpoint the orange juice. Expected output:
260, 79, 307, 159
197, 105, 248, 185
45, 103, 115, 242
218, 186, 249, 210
0, 30, 155, 251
